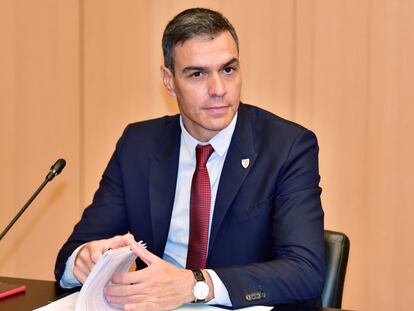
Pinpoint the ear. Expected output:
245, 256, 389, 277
160, 66, 176, 96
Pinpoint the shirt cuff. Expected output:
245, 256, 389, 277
205, 269, 232, 307
59, 244, 84, 288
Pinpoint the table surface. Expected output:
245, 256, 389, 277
0, 276, 352, 311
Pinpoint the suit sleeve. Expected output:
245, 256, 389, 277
214, 130, 325, 308
54, 126, 131, 282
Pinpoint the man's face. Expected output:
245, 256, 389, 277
161, 31, 242, 142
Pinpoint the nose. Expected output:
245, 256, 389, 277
208, 73, 226, 98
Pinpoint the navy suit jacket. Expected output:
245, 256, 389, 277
55, 103, 324, 308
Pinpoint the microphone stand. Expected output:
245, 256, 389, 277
0, 179, 49, 241
0, 158, 66, 241
0, 159, 66, 299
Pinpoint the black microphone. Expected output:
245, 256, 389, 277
45, 158, 66, 182
0, 159, 66, 241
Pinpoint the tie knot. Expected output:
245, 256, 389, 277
195, 144, 214, 167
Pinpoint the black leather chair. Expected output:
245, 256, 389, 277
321, 230, 350, 308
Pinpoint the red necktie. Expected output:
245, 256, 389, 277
186, 144, 214, 269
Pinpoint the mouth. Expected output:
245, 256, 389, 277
204, 105, 230, 114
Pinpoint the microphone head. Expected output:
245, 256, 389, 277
45, 159, 66, 181
52, 159, 66, 174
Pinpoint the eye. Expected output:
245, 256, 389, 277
187, 71, 205, 80
223, 66, 235, 74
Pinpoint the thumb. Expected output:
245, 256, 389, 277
130, 242, 158, 266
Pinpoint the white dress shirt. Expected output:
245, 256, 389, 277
163, 114, 237, 306
61, 113, 238, 306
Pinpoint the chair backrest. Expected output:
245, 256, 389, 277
321, 230, 350, 308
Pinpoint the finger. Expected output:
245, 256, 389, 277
75, 246, 95, 272
130, 242, 157, 266
107, 233, 136, 249
124, 302, 156, 311
123, 233, 137, 244
105, 282, 143, 297
73, 259, 90, 280
73, 266, 88, 284
106, 293, 146, 306
110, 269, 150, 285
89, 245, 105, 264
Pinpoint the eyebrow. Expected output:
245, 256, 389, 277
182, 57, 240, 74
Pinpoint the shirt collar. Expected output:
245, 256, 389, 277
180, 112, 238, 158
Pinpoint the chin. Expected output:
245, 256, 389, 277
205, 119, 233, 132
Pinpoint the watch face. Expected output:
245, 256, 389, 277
193, 281, 209, 300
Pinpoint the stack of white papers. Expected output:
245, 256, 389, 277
34, 243, 273, 311
35, 292, 273, 311
75, 245, 138, 310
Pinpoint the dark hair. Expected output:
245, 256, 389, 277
162, 8, 239, 74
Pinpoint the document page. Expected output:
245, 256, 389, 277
34, 242, 273, 311
35, 292, 273, 311
76, 244, 139, 310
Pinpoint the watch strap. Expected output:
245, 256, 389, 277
192, 269, 205, 282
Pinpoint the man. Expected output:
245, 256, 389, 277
55, 7, 324, 310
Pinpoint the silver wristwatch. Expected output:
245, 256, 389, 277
191, 269, 209, 303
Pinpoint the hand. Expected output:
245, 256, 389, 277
73, 233, 136, 284
104, 243, 199, 311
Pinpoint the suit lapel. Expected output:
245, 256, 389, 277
208, 105, 257, 253
148, 116, 181, 256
